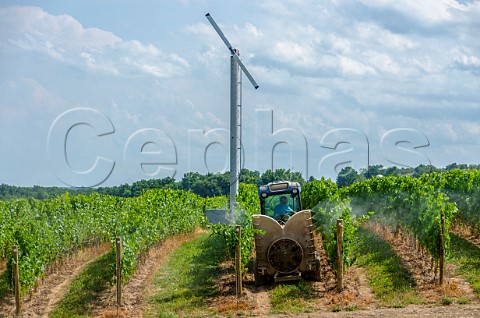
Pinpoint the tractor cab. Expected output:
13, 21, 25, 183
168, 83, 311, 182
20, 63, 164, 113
258, 181, 302, 223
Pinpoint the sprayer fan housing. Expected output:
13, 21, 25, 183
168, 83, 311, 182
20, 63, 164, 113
267, 238, 303, 273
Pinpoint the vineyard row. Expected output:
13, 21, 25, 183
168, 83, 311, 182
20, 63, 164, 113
0, 189, 228, 295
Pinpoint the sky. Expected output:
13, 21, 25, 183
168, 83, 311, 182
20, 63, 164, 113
0, 0, 479, 187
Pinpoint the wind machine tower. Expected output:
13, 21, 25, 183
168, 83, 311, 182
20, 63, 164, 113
206, 13, 259, 212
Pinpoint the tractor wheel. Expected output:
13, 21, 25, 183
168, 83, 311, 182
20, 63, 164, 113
304, 257, 321, 281
253, 258, 273, 286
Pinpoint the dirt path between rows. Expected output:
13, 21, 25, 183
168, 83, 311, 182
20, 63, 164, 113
252, 303, 480, 317
451, 222, 480, 249
209, 232, 376, 315
364, 222, 477, 303
91, 231, 201, 318
0, 243, 110, 318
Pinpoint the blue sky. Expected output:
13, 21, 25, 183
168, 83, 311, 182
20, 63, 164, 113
1, 0, 479, 187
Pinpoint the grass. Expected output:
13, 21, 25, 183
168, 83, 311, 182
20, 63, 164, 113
355, 227, 424, 307
145, 233, 226, 318
442, 296, 453, 305
457, 296, 471, 304
269, 280, 316, 314
447, 234, 480, 297
48, 251, 114, 318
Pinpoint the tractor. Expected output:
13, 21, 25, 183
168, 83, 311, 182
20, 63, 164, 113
252, 181, 321, 285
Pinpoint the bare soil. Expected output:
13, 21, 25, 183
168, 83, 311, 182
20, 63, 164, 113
364, 222, 477, 303
0, 243, 110, 318
451, 222, 480, 249
208, 260, 377, 315
0, 260, 6, 275
252, 304, 480, 318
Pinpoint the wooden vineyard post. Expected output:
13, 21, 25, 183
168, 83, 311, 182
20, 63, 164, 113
336, 219, 344, 292
439, 214, 445, 285
235, 225, 242, 298
13, 245, 20, 315
116, 237, 122, 309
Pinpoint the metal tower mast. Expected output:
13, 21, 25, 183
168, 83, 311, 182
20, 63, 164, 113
205, 13, 259, 212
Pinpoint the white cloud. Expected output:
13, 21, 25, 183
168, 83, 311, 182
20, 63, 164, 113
0, 78, 64, 119
359, 0, 467, 24
338, 56, 376, 76
451, 46, 480, 73
251, 65, 291, 87
273, 41, 316, 68
0, 6, 120, 52
363, 50, 402, 75
243, 22, 263, 38
326, 35, 352, 54
0, 6, 188, 79
464, 122, 480, 136
258, 0, 296, 17
355, 22, 416, 50
1, 1, 479, 185
184, 22, 216, 40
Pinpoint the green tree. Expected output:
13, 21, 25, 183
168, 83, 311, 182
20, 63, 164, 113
364, 164, 384, 179
239, 169, 261, 185
412, 164, 438, 177
336, 167, 359, 188
260, 168, 305, 185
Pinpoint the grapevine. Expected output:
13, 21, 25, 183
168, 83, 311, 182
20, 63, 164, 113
0, 189, 205, 294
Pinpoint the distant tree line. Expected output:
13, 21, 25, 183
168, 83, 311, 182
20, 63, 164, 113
1, 163, 478, 200
0, 168, 304, 200
336, 163, 480, 188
